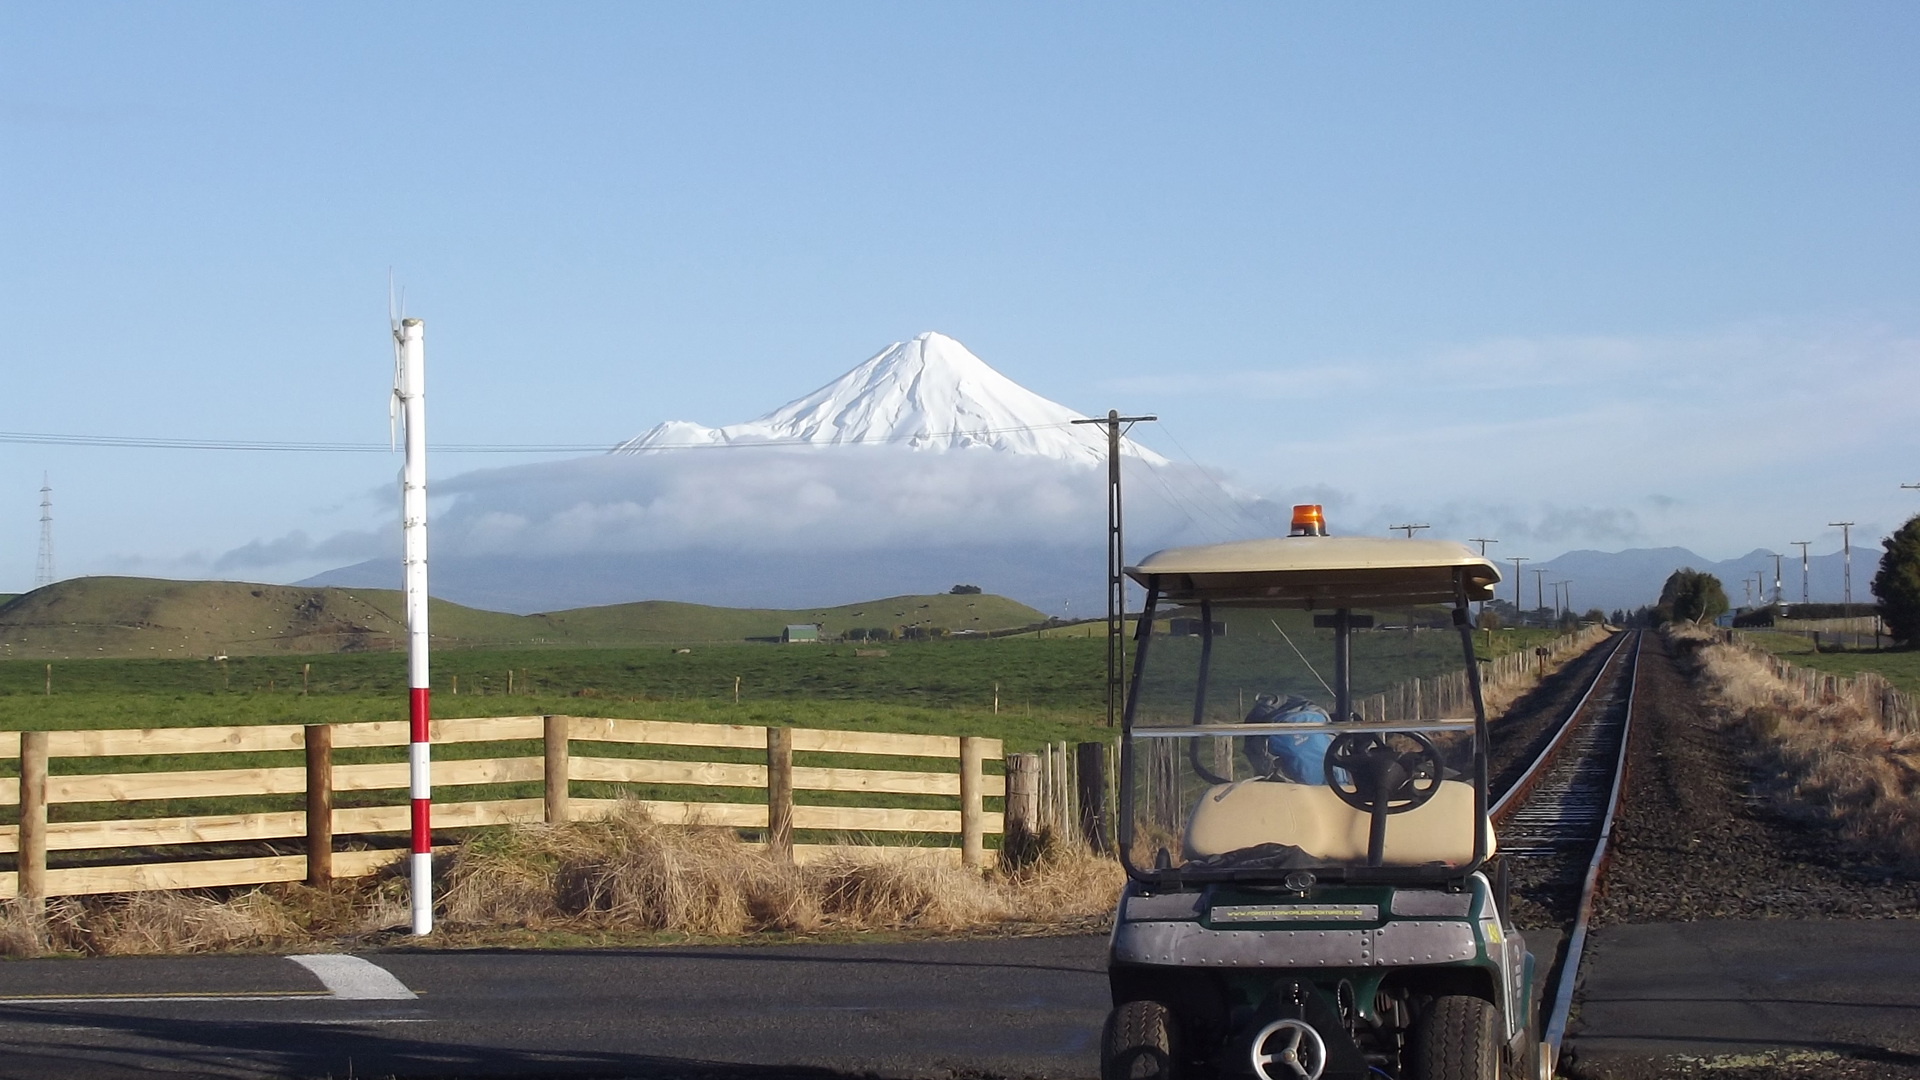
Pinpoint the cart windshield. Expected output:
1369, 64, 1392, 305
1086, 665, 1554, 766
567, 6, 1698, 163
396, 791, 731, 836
1121, 599, 1488, 882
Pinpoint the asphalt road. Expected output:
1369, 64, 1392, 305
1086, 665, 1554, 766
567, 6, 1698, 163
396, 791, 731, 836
1565, 919, 1920, 1074
0, 936, 1112, 1080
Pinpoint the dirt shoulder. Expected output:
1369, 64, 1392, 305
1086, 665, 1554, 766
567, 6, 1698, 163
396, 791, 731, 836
1566, 631, 1920, 1080
1596, 631, 1919, 924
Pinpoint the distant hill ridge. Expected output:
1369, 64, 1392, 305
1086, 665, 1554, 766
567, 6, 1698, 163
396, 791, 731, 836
0, 577, 1046, 661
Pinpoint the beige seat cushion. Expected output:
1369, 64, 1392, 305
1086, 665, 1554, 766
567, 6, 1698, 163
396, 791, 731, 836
1183, 779, 1493, 867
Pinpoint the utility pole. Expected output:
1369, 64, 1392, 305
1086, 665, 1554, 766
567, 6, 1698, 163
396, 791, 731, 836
1510, 557, 1528, 617
1467, 538, 1497, 617
1563, 580, 1574, 618
35, 474, 54, 589
1791, 541, 1812, 605
1772, 553, 1783, 606
1743, 579, 1753, 610
1072, 410, 1155, 727
1829, 522, 1855, 609
1389, 523, 1430, 538
1532, 568, 1548, 617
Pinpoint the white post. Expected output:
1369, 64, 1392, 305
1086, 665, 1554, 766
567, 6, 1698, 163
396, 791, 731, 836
397, 317, 432, 936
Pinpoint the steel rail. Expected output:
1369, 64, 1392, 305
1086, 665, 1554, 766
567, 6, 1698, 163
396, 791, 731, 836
1534, 630, 1640, 1078
1490, 629, 1635, 821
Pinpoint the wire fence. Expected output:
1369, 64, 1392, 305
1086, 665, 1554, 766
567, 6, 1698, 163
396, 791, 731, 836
1727, 631, 1919, 737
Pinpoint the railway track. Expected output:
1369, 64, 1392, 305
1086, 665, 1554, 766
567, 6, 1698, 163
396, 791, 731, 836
1489, 629, 1643, 1080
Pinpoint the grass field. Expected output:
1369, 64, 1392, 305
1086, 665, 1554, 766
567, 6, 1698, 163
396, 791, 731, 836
1736, 630, 1920, 696
0, 619, 1566, 738
0, 577, 1047, 660
0, 620, 1591, 848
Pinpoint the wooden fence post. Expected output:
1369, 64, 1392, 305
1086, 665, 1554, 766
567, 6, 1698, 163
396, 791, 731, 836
304, 724, 332, 886
1076, 741, 1108, 853
1057, 740, 1076, 841
18, 731, 47, 915
544, 715, 570, 824
1003, 752, 1040, 861
959, 736, 984, 870
767, 727, 793, 863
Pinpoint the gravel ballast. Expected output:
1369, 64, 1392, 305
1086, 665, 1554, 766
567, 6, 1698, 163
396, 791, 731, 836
1566, 631, 1920, 1080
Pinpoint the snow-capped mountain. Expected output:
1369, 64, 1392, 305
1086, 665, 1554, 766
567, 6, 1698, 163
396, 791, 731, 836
303, 331, 1262, 613
612, 331, 1168, 466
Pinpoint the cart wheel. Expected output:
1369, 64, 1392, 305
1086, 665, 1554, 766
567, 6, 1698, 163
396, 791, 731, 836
1408, 995, 1499, 1080
1102, 1000, 1178, 1080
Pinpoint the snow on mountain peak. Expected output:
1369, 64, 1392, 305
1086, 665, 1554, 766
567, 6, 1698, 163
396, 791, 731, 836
613, 331, 1166, 465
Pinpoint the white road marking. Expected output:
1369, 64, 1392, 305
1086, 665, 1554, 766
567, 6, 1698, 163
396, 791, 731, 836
0, 993, 328, 1004
287, 954, 418, 1000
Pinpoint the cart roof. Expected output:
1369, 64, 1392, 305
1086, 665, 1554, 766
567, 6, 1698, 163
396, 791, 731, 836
1126, 536, 1501, 607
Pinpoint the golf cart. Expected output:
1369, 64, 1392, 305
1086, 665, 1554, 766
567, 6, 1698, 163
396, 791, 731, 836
1103, 507, 1535, 1080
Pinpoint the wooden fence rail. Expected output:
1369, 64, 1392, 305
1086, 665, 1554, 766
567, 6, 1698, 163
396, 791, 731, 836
1355, 623, 1610, 723
0, 715, 1003, 908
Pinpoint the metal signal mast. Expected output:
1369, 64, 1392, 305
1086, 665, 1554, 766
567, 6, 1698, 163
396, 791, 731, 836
393, 316, 433, 936
1071, 409, 1155, 729
35, 474, 54, 589
1791, 541, 1811, 604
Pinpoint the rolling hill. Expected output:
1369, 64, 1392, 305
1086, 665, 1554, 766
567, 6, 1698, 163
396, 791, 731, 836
0, 577, 1047, 660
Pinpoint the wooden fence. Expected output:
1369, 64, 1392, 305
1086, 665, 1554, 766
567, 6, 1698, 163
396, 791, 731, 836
1355, 623, 1612, 722
1002, 624, 1621, 854
0, 715, 1004, 906
1727, 633, 1919, 737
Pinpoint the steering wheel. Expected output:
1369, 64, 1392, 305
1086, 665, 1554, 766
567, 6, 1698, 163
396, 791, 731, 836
1323, 731, 1442, 815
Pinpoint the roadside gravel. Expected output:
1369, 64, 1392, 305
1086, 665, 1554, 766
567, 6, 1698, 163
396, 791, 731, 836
1594, 631, 1920, 925
1566, 631, 1920, 1080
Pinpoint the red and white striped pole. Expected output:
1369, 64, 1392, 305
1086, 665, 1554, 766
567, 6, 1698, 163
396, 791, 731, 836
395, 316, 432, 936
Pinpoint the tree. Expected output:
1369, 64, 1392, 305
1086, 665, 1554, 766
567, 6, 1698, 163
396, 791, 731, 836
1873, 514, 1920, 645
949, 584, 982, 595
1474, 608, 1501, 631
1657, 568, 1729, 624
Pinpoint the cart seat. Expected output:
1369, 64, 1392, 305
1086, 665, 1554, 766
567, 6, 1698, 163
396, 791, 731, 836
1183, 779, 1493, 867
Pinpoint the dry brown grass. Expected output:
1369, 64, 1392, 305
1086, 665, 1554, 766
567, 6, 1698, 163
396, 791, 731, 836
443, 801, 1122, 934
2, 801, 1125, 958
441, 804, 822, 935
41, 890, 301, 956
0, 899, 50, 958
1671, 624, 1920, 862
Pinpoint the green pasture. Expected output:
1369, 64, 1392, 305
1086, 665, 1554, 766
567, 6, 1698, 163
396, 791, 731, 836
0, 622, 1584, 857
1737, 630, 1920, 696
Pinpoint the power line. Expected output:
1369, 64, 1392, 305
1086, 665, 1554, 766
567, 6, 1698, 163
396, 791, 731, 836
1124, 454, 1247, 542
1150, 420, 1269, 539
0, 420, 1103, 455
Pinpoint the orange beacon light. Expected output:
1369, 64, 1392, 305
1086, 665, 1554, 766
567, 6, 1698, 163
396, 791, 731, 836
1290, 504, 1327, 537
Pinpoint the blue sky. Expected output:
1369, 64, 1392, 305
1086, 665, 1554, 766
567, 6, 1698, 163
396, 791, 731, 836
3, 4, 1918, 594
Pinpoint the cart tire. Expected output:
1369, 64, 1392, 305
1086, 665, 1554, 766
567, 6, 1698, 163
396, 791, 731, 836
1408, 995, 1499, 1080
1102, 1000, 1179, 1080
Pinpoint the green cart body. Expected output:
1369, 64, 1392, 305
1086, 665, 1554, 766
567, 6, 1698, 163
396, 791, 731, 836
1104, 530, 1536, 1080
